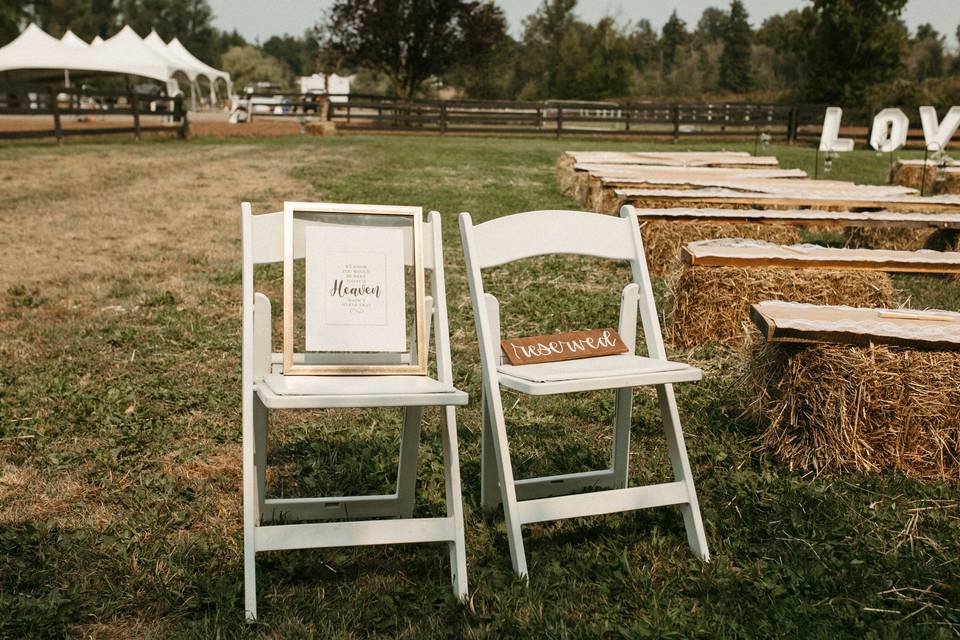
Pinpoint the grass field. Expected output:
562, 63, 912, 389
0, 134, 958, 639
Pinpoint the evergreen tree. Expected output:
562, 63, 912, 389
718, 0, 752, 92
660, 10, 687, 75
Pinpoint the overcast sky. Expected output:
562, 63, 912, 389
207, 0, 960, 44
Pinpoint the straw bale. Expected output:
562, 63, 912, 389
741, 336, 960, 479
889, 160, 960, 194
664, 265, 893, 348
556, 154, 583, 199
643, 223, 801, 278
843, 227, 932, 251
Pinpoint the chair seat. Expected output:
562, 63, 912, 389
257, 373, 469, 409
497, 354, 701, 396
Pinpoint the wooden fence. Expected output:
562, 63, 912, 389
238, 93, 919, 143
0, 84, 188, 142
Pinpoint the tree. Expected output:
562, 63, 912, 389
803, 0, 909, 102
627, 18, 658, 70
908, 23, 945, 80
8, 0, 119, 41
718, 0, 752, 92
263, 30, 323, 77
0, 0, 29, 44
756, 8, 816, 89
321, 0, 508, 98
120, 0, 219, 64
220, 45, 292, 89
695, 7, 728, 45
660, 11, 688, 75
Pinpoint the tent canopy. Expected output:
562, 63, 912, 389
0, 23, 230, 90
60, 29, 88, 49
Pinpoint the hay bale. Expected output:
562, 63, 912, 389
643, 223, 802, 278
843, 227, 931, 251
664, 265, 893, 348
889, 160, 960, 194
741, 336, 960, 479
556, 154, 583, 199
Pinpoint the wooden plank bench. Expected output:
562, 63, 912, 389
682, 240, 960, 273
749, 300, 960, 350
613, 188, 960, 213
562, 151, 780, 167
632, 208, 960, 229
744, 301, 960, 478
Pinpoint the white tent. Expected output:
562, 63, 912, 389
0, 24, 231, 106
0, 24, 77, 76
91, 35, 104, 46
60, 30, 89, 49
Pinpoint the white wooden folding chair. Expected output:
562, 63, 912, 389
459, 204, 710, 578
241, 203, 469, 621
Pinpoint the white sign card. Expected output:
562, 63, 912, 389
304, 224, 407, 352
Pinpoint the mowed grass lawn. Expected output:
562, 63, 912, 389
0, 133, 957, 639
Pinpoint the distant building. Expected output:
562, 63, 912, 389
299, 73, 354, 102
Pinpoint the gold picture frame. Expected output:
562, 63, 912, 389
282, 202, 428, 376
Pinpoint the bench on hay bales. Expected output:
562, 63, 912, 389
610, 186, 960, 214
665, 239, 960, 348
634, 207, 960, 277
889, 158, 960, 195
742, 301, 960, 479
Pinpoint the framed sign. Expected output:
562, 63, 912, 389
282, 202, 428, 376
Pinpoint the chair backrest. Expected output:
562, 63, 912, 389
241, 202, 453, 384
459, 206, 666, 365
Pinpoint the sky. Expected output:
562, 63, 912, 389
207, 0, 960, 44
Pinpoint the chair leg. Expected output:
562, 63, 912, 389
480, 390, 501, 512
440, 406, 469, 600
611, 388, 633, 489
484, 390, 529, 578
656, 384, 710, 562
253, 395, 269, 521
242, 392, 258, 622
396, 406, 423, 518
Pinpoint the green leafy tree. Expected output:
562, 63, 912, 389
120, 0, 218, 65
321, 0, 507, 98
627, 18, 658, 69
660, 10, 688, 75
263, 30, 323, 77
755, 8, 816, 89
803, 0, 909, 102
220, 44, 292, 89
0, 0, 29, 43
718, 0, 752, 92
908, 23, 944, 80
694, 7, 727, 45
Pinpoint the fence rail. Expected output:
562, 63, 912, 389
236, 92, 933, 144
0, 83, 188, 142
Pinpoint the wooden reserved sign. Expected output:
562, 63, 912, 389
501, 328, 629, 365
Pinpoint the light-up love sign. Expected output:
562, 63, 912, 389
819, 105, 960, 153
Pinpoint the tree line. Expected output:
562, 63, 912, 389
2, 0, 959, 107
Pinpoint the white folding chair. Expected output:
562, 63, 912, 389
459, 204, 710, 578
241, 203, 469, 621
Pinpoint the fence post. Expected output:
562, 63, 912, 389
787, 105, 798, 143
130, 90, 141, 141
440, 102, 447, 134
536, 104, 543, 129
672, 104, 680, 142
173, 95, 188, 139
556, 106, 563, 139
624, 104, 631, 132
49, 87, 63, 145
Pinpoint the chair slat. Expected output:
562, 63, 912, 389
469, 210, 634, 268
